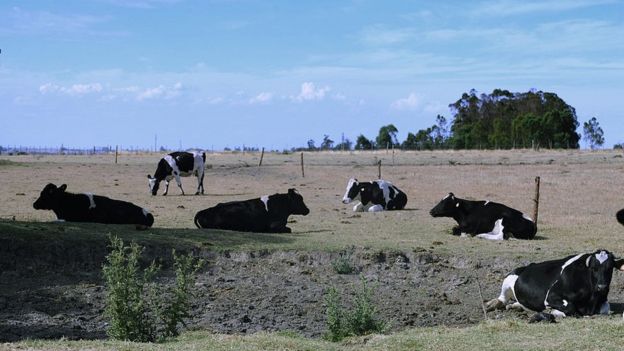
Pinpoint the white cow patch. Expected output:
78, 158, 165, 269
163, 155, 180, 175
374, 180, 392, 206
596, 251, 609, 264
484, 200, 490, 205
476, 218, 505, 240
368, 204, 384, 212
561, 254, 584, 274
260, 195, 270, 212
522, 214, 533, 222
600, 302, 610, 315
142, 208, 150, 217
84, 193, 96, 209
497, 274, 519, 305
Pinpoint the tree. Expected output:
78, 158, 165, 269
307, 139, 317, 151
334, 138, 353, 151
583, 117, 605, 150
320, 135, 334, 150
375, 124, 399, 149
355, 135, 373, 150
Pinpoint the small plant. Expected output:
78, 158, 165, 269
102, 236, 204, 342
331, 253, 355, 275
324, 276, 387, 342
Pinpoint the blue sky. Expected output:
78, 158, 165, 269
1, 0, 623, 150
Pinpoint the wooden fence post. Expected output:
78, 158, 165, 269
115, 145, 118, 164
258, 147, 265, 167
377, 160, 382, 179
533, 176, 540, 226
300, 152, 305, 178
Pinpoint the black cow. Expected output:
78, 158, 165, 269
429, 192, 536, 240
617, 209, 624, 226
194, 189, 310, 233
486, 250, 624, 321
147, 151, 206, 196
341, 178, 407, 212
33, 183, 154, 228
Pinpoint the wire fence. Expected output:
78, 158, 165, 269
0, 146, 153, 155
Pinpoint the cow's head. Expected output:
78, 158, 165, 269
429, 193, 458, 217
147, 175, 159, 196
342, 178, 361, 204
585, 250, 624, 293
33, 183, 67, 210
288, 188, 310, 215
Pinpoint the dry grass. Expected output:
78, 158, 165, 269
2, 149, 624, 260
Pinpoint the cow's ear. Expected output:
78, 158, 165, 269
147, 175, 151, 179
288, 188, 297, 195
59, 184, 67, 192
615, 259, 624, 271
449, 192, 455, 199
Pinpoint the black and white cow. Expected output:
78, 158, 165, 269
486, 250, 624, 322
147, 151, 206, 196
429, 192, 536, 240
33, 183, 154, 228
194, 189, 310, 233
341, 178, 407, 212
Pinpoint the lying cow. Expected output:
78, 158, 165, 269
429, 192, 536, 240
486, 250, 624, 322
194, 188, 310, 233
147, 151, 206, 196
33, 183, 154, 228
341, 178, 407, 212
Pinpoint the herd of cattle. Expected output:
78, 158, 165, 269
29, 150, 624, 323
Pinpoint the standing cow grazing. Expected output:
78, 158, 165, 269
33, 183, 154, 228
147, 151, 206, 196
429, 192, 536, 240
486, 250, 624, 322
341, 178, 407, 212
194, 189, 310, 233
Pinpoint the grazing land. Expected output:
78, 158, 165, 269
2, 149, 624, 349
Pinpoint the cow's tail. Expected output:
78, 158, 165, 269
617, 209, 624, 226
194, 212, 203, 229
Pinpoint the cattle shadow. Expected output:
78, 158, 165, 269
609, 302, 624, 314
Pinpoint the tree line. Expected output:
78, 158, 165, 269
299, 89, 606, 151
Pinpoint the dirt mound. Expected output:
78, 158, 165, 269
0, 244, 526, 342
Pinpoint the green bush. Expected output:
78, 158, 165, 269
331, 253, 355, 275
102, 236, 204, 342
324, 276, 387, 342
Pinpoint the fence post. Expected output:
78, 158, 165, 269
533, 176, 540, 226
392, 145, 395, 166
300, 152, 305, 178
377, 160, 382, 179
115, 145, 118, 164
258, 147, 265, 167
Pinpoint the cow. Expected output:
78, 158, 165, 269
194, 188, 310, 233
341, 178, 407, 212
33, 183, 154, 228
147, 151, 206, 196
429, 192, 536, 240
617, 209, 624, 226
485, 250, 624, 322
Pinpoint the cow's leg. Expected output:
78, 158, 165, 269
173, 172, 185, 195
196, 170, 205, 195
353, 202, 364, 212
599, 301, 610, 315
368, 204, 384, 212
163, 180, 170, 196
476, 219, 505, 240
486, 274, 518, 311
269, 221, 291, 233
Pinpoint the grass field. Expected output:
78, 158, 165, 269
2, 149, 624, 349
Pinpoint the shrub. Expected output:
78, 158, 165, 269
331, 253, 355, 275
102, 236, 204, 342
324, 276, 387, 341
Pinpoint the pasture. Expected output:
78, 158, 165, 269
2, 149, 624, 349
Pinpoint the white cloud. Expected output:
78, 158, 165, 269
293, 82, 330, 102
391, 93, 421, 110
472, 0, 617, 17
360, 25, 414, 45
249, 92, 273, 104
39, 82, 103, 96
136, 82, 182, 101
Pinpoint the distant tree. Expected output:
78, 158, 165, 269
307, 139, 317, 151
333, 138, 353, 151
355, 134, 374, 150
402, 129, 434, 150
320, 135, 334, 150
583, 117, 604, 150
375, 124, 399, 149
